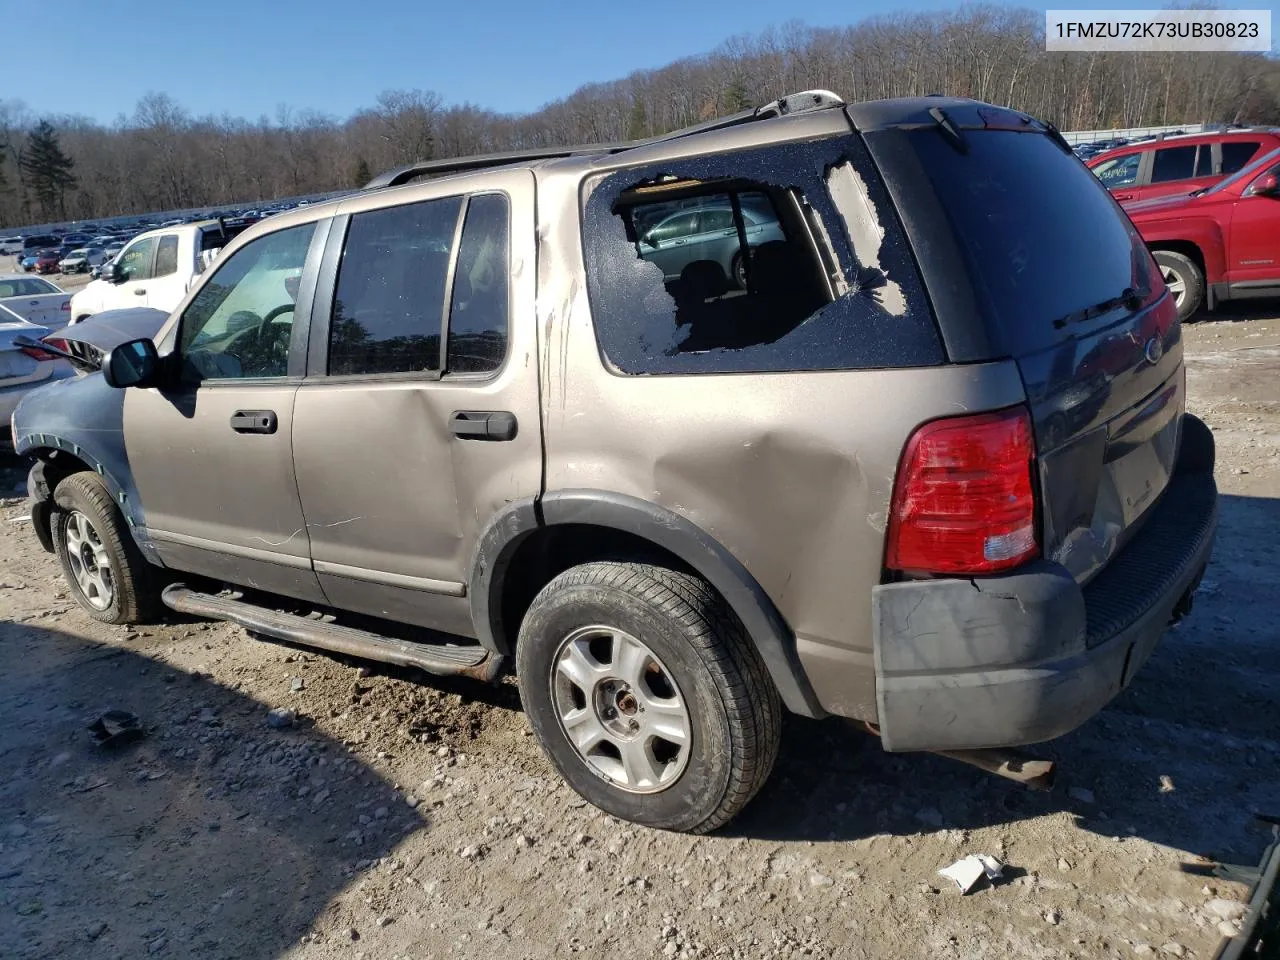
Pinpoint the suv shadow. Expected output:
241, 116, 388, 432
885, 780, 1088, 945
726, 492, 1280, 873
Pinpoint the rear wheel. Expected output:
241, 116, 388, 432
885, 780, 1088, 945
516, 562, 781, 833
1152, 250, 1205, 323
52, 472, 161, 624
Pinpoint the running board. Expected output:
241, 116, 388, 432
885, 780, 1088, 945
161, 584, 505, 681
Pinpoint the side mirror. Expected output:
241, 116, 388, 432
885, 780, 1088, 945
103, 261, 124, 283
1247, 173, 1280, 197
102, 338, 160, 389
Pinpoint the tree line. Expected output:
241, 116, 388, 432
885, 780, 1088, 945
2, 5, 1278, 228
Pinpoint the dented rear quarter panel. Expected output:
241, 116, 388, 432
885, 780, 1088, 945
533, 128, 1029, 721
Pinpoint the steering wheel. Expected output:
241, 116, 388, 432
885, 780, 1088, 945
254, 303, 295, 341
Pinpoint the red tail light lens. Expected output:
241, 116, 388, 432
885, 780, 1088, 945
20, 343, 60, 362
885, 407, 1039, 575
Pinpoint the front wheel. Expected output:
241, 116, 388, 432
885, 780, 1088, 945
1152, 250, 1205, 323
52, 472, 161, 624
516, 562, 781, 833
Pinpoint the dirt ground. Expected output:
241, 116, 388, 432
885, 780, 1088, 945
1, 305, 1278, 960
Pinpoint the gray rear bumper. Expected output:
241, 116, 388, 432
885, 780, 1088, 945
872, 414, 1218, 753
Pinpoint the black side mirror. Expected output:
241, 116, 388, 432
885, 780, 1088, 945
103, 338, 160, 389
103, 261, 124, 283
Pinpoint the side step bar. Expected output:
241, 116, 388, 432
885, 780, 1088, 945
161, 584, 506, 682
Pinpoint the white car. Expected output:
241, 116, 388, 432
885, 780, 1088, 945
58, 248, 105, 274
0, 305, 73, 424
0, 274, 71, 326
0, 237, 25, 256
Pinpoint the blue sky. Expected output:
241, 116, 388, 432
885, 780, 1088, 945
10, 0, 1278, 123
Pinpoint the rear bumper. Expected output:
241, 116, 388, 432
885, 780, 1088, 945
872, 413, 1217, 753
0, 364, 75, 423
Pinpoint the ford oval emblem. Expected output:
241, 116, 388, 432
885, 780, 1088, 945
1143, 336, 1164, 365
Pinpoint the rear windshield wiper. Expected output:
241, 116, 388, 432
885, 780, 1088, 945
928, 107, 969, 155
1050, 287, 1147, 329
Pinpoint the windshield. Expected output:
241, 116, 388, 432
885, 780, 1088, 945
1203, 146, 1280, 195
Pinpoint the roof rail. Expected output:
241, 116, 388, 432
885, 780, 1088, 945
363, 89, 846, 190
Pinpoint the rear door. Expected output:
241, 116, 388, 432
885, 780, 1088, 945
290, 167, 541, 637
1141, 143, 1216, 201
862, 112, 1185, 584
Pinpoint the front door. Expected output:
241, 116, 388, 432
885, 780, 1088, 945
1227, 160, 1280, 286
291, 168, 542, 637
124, 218, 330, 602
113, 235, 158, 307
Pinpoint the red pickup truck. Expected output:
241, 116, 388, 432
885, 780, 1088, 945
1127, 147, 1280, 321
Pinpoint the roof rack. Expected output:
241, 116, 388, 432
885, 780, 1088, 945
363, 89, 845, 190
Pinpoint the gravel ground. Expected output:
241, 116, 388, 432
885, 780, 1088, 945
1, 307, 1278, 960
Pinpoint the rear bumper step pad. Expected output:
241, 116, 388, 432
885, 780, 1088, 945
161, 584, 505, 682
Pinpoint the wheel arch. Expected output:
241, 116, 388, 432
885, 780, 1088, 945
469, 490, 825, 718
23, 443, 157, 562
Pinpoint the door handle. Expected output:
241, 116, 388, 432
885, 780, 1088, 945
449, 410, 517, 441
1114, 193, 1134, 201
230, 410, 278, 434
133, 288, 146, 295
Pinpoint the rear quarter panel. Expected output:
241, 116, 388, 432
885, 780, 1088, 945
1136, 215, 1229, 282
536, 170, 1027, 720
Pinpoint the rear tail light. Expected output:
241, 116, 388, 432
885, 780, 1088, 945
61, 301, 70, 311
885, 406, 1039, 575
21, 337, 68, 362
19, 343, 60, 362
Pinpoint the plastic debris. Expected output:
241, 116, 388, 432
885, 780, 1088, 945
87, 710, 144, 748
938, 853, 1004, 894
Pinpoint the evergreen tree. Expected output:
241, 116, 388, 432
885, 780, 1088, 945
626, 98, 649, 141
724, 77, 753, 112
353, 156, 372, 187
20, 121, 77, 219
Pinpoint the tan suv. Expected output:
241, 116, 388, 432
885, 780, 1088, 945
13, 92, 1217, 833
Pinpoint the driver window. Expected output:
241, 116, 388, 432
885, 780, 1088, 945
177, 222, 316, 381
117, 237, 156, 282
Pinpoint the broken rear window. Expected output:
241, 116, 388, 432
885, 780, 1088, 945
581, 136, 942, 375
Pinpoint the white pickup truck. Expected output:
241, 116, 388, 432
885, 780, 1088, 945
68, 220, 251, 323
0, 274, 71, 326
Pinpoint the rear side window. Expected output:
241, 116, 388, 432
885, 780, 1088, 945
329, 197, 462, 376
1195, 147, 1213, 177
1222, 141, 1261, 175
154, 235, 179, 277
1151, 146, 1197, 183
1093, 153, 1140, 187
901, 128, 1152, 355
446, 193, 510, 374
582, 137, 941, 375
0, 278, 57, 297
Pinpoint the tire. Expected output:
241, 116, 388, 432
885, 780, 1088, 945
52, 472, 161, 624
1152, 250, 1205, 323
516, 561, 781, 833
